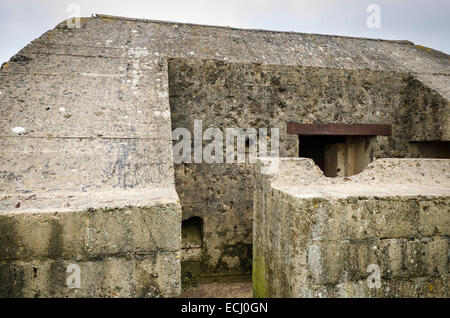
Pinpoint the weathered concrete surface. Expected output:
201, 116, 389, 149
169, 58, 448, 278
0, 14, 449, 294
0, 189, 181, 297
253, 158, 450, 297
1, 14, 449, 194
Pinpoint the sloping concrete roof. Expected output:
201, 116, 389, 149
19, 14, 450, 72
0, 14, 449, 197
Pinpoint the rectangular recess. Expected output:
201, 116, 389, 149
287, 123, 391, 136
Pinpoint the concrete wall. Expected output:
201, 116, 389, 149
0, 17, 182, 297
1, 15, 449, 294
168, 58, 449, 279
0, 189, 181, 297
253, 158, 450, 297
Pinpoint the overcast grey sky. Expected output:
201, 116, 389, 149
0, 0, 449, 64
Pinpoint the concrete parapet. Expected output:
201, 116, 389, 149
253, 158, 450, 297
0, 188, 182, 297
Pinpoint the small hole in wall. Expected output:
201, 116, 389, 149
182, 217, 203, 249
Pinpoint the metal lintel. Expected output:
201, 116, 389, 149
287, 123, 392, 136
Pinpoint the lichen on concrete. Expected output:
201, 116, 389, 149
0, 14, 449, 297
253, 158, 450, 297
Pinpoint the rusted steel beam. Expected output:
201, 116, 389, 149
287, 123, 392, 136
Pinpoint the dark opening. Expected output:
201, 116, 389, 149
408, 141, 450, 159
298, 135, 375, 177
298, 136, 345, 172
182, 217, 203, 249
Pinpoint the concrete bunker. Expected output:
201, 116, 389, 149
0, 15, 449, 298
167, 56, 449, 288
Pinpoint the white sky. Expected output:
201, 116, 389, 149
0, 0, 449, 63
